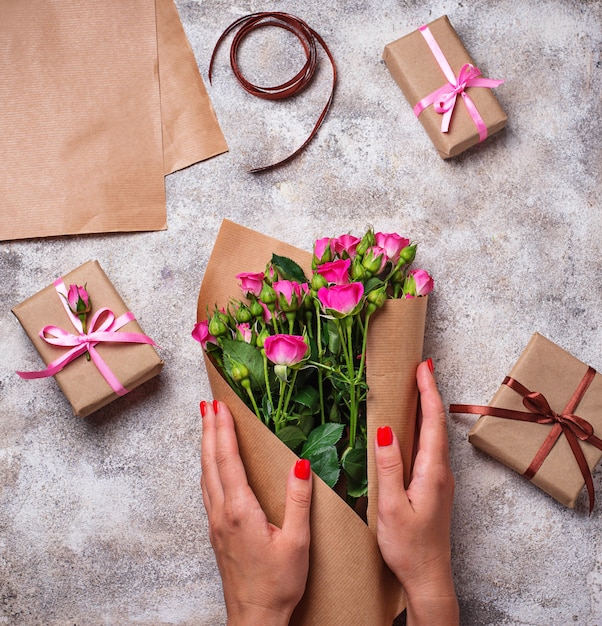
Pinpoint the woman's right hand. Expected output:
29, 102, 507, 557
374, 359, 459, 626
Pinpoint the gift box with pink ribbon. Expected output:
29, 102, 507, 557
450, 333, 602, 511
13, 260, 163, 417
383, 15, 507, 159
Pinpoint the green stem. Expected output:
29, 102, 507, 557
357, 311, 371, 382
262, 353, 274, 416
274, 379, 286, 432
282, 369, 298, 418
242, 381, 262, 422
314, 300, 326, 425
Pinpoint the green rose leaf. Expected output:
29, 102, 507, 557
221, 337, 265, 391
276, 425, 307, 451
271, 254, 308, 284
342, 447, 367, 484
305, 446, 340, 488
293, 385, 320, 413
301, 423, 344, 458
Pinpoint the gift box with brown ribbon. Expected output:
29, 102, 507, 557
13, 260, 163, 417
383, 15, 507, 159
451, 333, 602, 511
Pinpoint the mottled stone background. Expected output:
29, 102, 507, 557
1, 1, 601, 624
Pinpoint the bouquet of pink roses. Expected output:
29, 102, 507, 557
194, 223, 432, 505
195, 220, 431, 624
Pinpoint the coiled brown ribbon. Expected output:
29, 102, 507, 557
208, 12, 337, 173
450, 366, 601, 512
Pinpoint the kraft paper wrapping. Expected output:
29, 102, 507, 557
0, 0, 227, 241
13, 261, 164, 418
383, 15, 507, 159
468, 333, 602, 508
197, 219, 429, 623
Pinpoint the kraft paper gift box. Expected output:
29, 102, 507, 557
13, 260, 163, 418
452, 333, 602, 510
383, 15, 507, 159
197, 219, 430, 624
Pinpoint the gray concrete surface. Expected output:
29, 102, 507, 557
1, 0, 601, 624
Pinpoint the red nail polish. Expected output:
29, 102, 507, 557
213, 399, 219, 413
377, 426, 393, 447
426, 357, 434, 374
294, 458, 311, 480
200, 401, 207, 417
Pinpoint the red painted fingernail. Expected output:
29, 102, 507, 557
426, 357, 434, 374
213, 399, 219, 413
377, 426, 393, 447
200, 401, 207, 417
294, 459, 311, 480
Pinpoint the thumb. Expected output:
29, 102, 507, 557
374, 426, 410, 514
281, 459, 313, 543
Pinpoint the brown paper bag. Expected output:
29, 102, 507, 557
0, 0, 227, 241
197, 220, 429, 623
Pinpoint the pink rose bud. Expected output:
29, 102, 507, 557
66, 284, 91, 316
192, 320, 218, 349
236, 323, 253, 344
404, 269, 434, 296
236, 271, 265, 298
361, 246, 388, 275
312, 237, 333, 266
273, 280, 304, 312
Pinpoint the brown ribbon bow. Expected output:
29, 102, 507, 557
450, 366, 601, 512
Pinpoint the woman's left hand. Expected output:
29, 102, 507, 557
200, 399, 313, 626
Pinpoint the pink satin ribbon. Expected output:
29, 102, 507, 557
17, 278, 158, 397
413, 25, 504, 141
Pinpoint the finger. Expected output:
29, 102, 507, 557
281, 459, 313, 545
374, 426, 412, 516
414, 360, 450, 465
213, 400, 254, 501
200, 399, 223, 513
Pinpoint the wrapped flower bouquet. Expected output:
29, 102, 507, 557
194, 220, 432, 624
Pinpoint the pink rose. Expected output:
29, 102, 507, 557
264, 334, 308, 366
331, 234, 360, 258
317, 282, 364, 316
315, 258, 351, 285
405, 269, 434, 296
236, 271, 265, 297
374, 232, 410, 263
313, 237, 332, 264
192, 320, 217, 349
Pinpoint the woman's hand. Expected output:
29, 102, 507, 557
200, 400, 313, 626
375, 360, 459, 626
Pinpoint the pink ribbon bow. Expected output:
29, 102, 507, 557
17, 278, 158, 397
413, 25, 504, 141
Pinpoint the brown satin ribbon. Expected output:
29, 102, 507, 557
209, 12, 337, 173
450, 366, 601, 512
